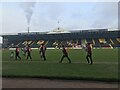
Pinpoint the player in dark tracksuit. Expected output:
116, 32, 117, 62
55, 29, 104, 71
15, 47, 21, 60
59, 45, 71, 63
39, 45, 43, 58
26, 46, 32, 60
40, 44, 46, 61
86, 43, 93, 64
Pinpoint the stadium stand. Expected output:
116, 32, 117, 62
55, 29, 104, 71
2, 29, 120, 48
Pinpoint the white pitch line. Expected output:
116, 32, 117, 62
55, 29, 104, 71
2, 61, 118, 64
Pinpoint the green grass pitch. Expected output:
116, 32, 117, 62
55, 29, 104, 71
2, 48, 118, 81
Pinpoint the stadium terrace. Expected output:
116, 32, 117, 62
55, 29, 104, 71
1, 28, 120, 49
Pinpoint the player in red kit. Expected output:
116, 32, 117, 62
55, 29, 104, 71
59, 45, 71, 63
26, 45, 32, 60
15, 46, 21, 60
40, 44, 47, 61
86, 43, 93, 64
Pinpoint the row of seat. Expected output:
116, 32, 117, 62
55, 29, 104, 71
7, 38, 120, 48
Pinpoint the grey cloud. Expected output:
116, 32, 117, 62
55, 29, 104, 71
91, 2, 118, 28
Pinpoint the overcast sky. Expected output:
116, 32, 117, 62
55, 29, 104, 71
0, 1, 118, 34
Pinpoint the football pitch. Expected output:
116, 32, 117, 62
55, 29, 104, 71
2, 48, 118, 82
